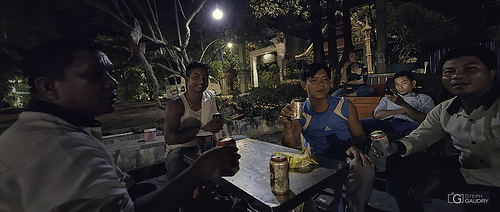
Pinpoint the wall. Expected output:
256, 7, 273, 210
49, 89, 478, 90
105, 117, 283, 170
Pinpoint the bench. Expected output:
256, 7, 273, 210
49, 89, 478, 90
346, 96, 380, 119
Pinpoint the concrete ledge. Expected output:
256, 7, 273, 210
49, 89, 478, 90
105, 136, 165, 171
228, 116, 283, 138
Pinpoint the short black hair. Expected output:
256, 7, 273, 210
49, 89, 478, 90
300, 63, 331, 82
185, 61, 210, 77
23, 39, 100, 94
394, 71, 415, 82
439, 45, 498, 73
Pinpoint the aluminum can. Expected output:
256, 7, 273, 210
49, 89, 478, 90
143, 128, 157, 142
270, 154, 289, 194
370, 130, 393, 158
290, 99, 303, 120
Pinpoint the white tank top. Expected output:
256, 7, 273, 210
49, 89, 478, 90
165, 91, 219, 156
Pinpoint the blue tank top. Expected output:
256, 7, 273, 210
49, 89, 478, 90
299, 96, 352, 160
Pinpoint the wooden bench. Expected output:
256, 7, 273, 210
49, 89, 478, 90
346, 97, 380, 119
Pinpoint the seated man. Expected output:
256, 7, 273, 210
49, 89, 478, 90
360, 71, 435, 137
281, 63, 374, 212
0, 40, 240, 212
374, 45, 500, 212
163, 61, 231, 180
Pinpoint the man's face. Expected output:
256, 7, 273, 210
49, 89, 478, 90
442, 56, 496, 97
54, 50, 118, 117
394, 76, 415, 95
185, 67, 209, 93
302, 69, 331, 99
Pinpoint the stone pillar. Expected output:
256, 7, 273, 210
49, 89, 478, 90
220, 72, 231, 96
238, 39, 249, 93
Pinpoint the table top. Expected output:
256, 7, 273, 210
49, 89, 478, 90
217, 137, 348, 212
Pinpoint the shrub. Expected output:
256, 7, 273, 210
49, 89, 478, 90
217, 82, 307, 124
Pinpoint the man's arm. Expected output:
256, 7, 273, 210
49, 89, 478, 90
163, 98, 199, 145
374, 109, 406, 119
280, 104, 302, 149
389, 94, 428, 123
346, 101, 374, 167
133, 146, 240, 212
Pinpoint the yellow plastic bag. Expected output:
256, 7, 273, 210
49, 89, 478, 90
274, 144, 318, 169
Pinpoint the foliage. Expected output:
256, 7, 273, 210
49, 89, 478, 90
248, 0, 314, 19
257, 63, 281, 88
216, 82, 307, 124
3, 78, 30, 107
386, 2, 455, 63
351, 5, 375, 44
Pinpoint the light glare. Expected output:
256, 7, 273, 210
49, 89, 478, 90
213, 8, 223, 20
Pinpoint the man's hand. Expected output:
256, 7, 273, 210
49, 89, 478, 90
346, 146, 374, 168
387, 91, 406, 107
190, 146, 240, 182
201, 118, 223, 133
370, 141, 398, 158
280, 104, 293, 127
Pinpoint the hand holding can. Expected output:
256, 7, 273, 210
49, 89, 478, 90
370, 130, 393, 158
216, 137, 239, 176
290, 99, 304, 120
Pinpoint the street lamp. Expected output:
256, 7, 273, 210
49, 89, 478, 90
227, 42, 233, 48
212, 5, 223, 20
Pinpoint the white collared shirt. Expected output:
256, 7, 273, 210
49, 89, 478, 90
374, 92, 435, 123
399, 95, 500, 187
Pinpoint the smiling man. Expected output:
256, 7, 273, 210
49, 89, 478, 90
281, 63, 374, 212
360, 71, 435, 137
375, 45, 500, 211
163, 61, 231, 180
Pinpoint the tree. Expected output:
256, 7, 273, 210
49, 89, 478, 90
386, 2, 455, 63
82, 0, 211, 109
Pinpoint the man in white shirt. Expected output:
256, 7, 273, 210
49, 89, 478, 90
0, 40, 239, 212
374, 45, 500, 211
361, 71, 435, 137
163, 61, 231, 180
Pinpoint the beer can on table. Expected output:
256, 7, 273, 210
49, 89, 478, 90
270, 154, 289, 194
370, 130, 393, 158
290, 99, 304, 120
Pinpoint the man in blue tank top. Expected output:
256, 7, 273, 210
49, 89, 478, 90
281, 63, 375, 212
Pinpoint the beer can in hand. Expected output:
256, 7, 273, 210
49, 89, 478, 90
290, 99, 304, 120
370, 130, 393, 158
270, 154, 289, 194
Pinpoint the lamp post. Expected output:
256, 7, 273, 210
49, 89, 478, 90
199, 39, 222, 61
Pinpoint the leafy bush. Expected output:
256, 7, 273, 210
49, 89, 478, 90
216, 82, 307, 124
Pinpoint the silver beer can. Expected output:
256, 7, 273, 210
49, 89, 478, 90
370, 130, 393, 158
270, 154, 289, 194
290, 99, 303, 120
